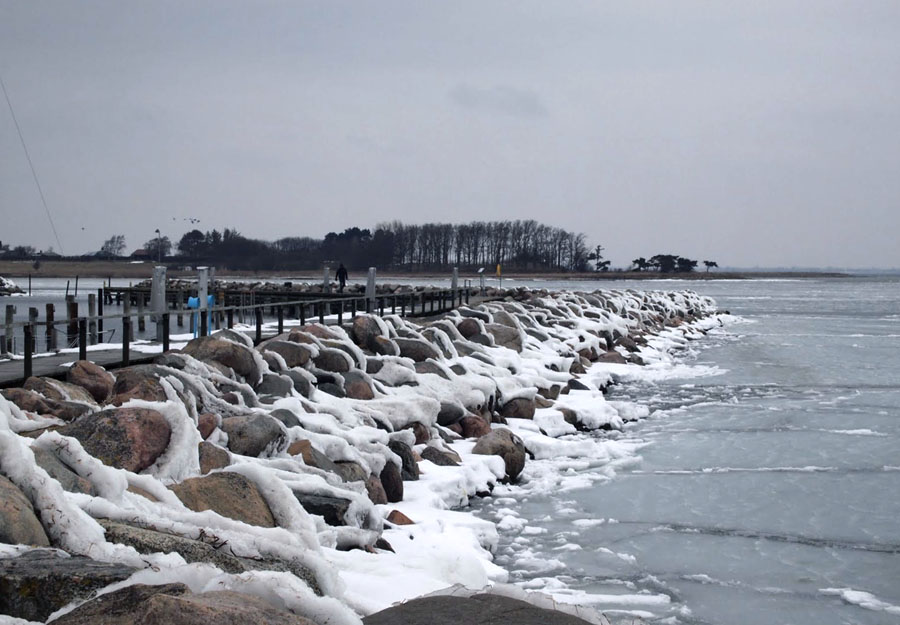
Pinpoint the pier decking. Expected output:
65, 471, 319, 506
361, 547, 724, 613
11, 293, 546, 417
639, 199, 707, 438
1, 285, 482, 389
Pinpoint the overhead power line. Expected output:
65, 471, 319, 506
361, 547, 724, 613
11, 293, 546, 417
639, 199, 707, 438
0, 72, 64, 253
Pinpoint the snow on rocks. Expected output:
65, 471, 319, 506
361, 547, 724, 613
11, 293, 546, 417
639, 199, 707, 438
0, 286, 719, 624
0, 276, 24, 295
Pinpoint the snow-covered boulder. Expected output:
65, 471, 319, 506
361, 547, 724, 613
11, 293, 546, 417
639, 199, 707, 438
0, 276, 23, 295
67, 360, 115, 402
58, 407, 172, 473
472, 429, 526, 483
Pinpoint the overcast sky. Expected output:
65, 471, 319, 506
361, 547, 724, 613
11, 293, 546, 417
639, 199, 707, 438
1, 1, 898, 268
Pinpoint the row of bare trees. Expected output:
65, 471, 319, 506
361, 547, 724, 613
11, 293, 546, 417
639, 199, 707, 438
378, 220, 591, 272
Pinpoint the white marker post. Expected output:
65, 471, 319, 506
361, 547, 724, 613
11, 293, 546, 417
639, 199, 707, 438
198, 267, 209, 337
323, 264, 331, 294
452, 267, 459, 307
150, 266, 167, 342
366, 267, 376, 313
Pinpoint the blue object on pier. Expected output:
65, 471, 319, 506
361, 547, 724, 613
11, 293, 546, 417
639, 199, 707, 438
187, 295, 216, 338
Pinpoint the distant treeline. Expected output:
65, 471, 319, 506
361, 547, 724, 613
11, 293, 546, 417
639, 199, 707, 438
3, 225, 716, 274
171, 220, 595, 272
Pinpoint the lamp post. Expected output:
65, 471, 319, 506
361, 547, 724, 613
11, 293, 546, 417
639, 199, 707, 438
154, 229, 161, 263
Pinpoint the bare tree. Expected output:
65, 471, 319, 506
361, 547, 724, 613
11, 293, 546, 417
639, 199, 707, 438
101, 235, 126, 256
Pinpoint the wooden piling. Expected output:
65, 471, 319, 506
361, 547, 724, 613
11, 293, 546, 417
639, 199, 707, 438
122, 316, 131, 366
162, 313, 170, 352
66, 297, 78, 348
78, 318, 87, 361
5, 305, 15, 353
88, 294, 98, 345
97, 288, 104, 338
45, 303, 55, 350
176, 288, 184, 327
137, 295, 146, 333
28, 307, 38, 352
123, 297, 134, 341
23, 324, 33, 378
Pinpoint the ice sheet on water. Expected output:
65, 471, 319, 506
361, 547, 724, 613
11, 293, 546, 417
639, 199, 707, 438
820, 588, 900, 614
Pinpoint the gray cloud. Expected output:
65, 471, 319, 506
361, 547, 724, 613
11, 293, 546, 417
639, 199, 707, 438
449, 84, 548, 118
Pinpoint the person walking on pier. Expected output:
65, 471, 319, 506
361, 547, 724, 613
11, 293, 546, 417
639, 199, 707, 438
335, 263, 348, 293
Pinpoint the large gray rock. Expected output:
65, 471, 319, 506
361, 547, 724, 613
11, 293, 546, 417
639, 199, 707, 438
334, 461, 369, 483
363, 593, 595, 625
485, 323, 523, 352
287, 439, 340, 475
370, 335, 400, 356
597, 350, 628, 364
437, 402, 465, 426
0, 388, 93, 422
468, 332, 494, 347
312, 347, 353, 373
59, 407, 171, 473
459, 415, 492, 438
283, 369, 313, 398
472, 429, 526, 482
343, 370, 375, 400
388, 440, 419, 481
456, 317, 481, 338
220, 414, 284, 457
261, 340, 314, 368
490, 309, 520, 329
262, 351, 285, 373
100, 519, 322, 595
365, 474, 389, 504
99, 519, 249, 573
0, 550, 137, 622
256, 373, 294, 401
182, 335, 262, 385
51, 583, 317, 625
269, 408, 302, 428
420, 328, 453, 358
420, 446, 460, 467
198, 441, 231, 474
404, 421, 431, 445
108, 365, 170, 405
500, 397, 536, 420
170, 472, 276, 528
414, 360, 451, 380
394, 338, 440, 363
457, 307, 491, 323
0, 475, 50, 547
292, 493, 353, 526
32, 447, 96, 495
23, 376, 97, 405
380, 461, 403, 503
351, 315, 394, 355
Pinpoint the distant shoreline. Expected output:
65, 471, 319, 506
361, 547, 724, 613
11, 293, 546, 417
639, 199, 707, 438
0, 260, 851, 281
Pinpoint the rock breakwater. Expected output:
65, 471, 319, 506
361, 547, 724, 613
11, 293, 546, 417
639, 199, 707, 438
0, 287, 719, 624
0, 276, 24, 296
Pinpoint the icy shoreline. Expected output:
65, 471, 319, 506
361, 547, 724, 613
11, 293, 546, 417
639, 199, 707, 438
0, 286, 723, 624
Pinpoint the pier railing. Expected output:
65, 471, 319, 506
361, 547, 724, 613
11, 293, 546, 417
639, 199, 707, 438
0, 287, 471, 385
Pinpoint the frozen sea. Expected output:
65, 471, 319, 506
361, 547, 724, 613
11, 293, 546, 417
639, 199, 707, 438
474, 276, 900, 624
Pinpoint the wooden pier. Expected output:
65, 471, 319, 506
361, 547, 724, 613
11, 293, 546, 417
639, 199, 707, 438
0, 286, 475, 389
